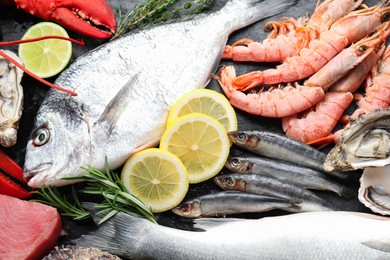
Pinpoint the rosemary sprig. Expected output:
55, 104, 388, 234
33, 157, 156, 225
114, 0, 214, 39
32, 186, 90, 221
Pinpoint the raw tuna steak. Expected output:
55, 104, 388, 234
0, 194, 62, 260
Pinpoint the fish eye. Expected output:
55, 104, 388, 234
230, 158, 240, 167
237, 133, 247, 142
223, 177, 235, 187
32, 127, 50, 147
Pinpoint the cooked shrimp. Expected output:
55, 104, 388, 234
222, 0, 364, 63
221, 5, 390, 91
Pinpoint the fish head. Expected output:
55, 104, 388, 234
213, 174, 246, 192
23, 96, 92, 188
227, 131, 259, 150
171, 199, 202, 218
225, 157, 252, 173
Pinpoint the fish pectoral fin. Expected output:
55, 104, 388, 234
362, 239, 390, 253
193, 218, 246, 231
95, 74, 140, 136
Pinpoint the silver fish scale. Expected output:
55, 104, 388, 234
24, 0, 297, 187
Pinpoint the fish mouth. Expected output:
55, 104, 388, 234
23, 163, 52, 183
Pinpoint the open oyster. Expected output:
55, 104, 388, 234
0, 50, 24, 147
324, 109, 390, 172
359, 165, 390, 215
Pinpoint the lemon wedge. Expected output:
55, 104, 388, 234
121, 148, 189, 213
18, 22, 72, 78
167, 89, 237, 132
160, 113, 230, 184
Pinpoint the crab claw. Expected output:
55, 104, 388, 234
10, 0, 116, 39
0, 150, 32, 198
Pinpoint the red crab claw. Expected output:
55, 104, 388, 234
5, 0, 116, 39
0, 150, 32, 198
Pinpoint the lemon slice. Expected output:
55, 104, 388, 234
167, 89, 237, 132
18, 22, 72, 78
121, 148, 189, 213
160, 113, 230, 184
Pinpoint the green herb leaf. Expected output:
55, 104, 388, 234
114, 0, 214, 39
34, 157, 156, 224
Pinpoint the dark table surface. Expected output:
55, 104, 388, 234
0, 0, 379, 247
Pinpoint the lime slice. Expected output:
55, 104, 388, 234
160, 113, 230, 184
121, 148, 189, 213
167, 89, 238, 133
18, 22, 72, 78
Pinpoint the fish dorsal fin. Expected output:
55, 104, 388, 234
95, 74, 140, 135
193, 218, 245, 231
362, 239, 390, 253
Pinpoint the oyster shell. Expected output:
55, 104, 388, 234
359, 165, 390, 215
324, 109, 390, 172
0, 50, 23, 147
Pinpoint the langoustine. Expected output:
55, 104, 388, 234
220, 5, 390, 92
218, 23, 388, 118
222, 0, 364, 63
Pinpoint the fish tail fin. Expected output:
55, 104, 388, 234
72, 203, 152, 257
222, 0, 297, 32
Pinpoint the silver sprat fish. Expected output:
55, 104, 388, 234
225, 156, 354, 197
214, 173, 339, 211
227, 130, 347, 179
74, 206, 390, 259
22, 0, 296, 187
171, 191, 298, 218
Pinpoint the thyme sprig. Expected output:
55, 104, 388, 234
33, 158, 156, 225
114, 0, 214, 39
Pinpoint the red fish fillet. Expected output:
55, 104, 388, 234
0, 194, 62, 259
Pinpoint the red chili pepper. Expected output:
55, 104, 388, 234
0, 150, 32, 198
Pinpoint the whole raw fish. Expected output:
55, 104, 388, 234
171, 191, 298, 218
225, 156, 354, 197
214, 173, 339, 212
74, 206, 390, 259
22, 0, 296, 187
227, 130, 347, 179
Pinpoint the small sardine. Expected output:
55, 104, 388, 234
227, 130, 347, 179
214, 173, 339, 212
225, 156, 354, 198
74, 205, 390, 259
172, 191, 298, 218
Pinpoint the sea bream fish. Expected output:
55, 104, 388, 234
75, 205, 390, 259
22, 0, 296, 187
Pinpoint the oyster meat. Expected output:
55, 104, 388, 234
359, 165, 390, 215
324, 109, 390, 172
0, 50, 23, 147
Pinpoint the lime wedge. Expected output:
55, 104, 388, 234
18, 22, 72, 78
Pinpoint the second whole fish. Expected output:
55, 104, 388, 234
227, 130, 347, 179
171, 191, 298, 218
74, 206, 390, 259
225, 156, 354, 197
22, 0, 296, 187
214, 173, 340, 212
